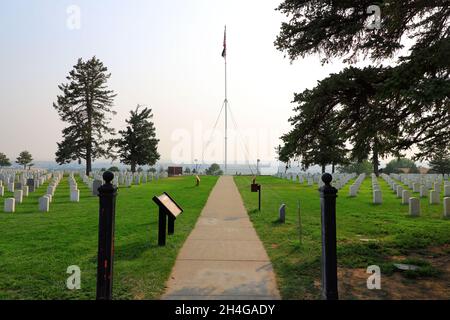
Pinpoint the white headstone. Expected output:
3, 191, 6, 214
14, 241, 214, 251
444, 197, 450, 218
14, 190, 23, 204
420, 185, 427, 198
7, 182, 14, 193
47, 186, 55, 196
39, 196, 50, 212
402, 190, 411, 205
22, 185, 29, 197
70, 190, 80, 202
429, 190, 440, 204
444, 185, 450, 197
279, 204, 286, 223
349, 185, 357, 197
4, 198, 15, 213
373, 190, 382, 204
0, 186, 4, 197
409, 197, 420, 217
396, 185, 403, 198
92, 180, 102, 196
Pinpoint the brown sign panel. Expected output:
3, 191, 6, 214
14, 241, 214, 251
153, 192, 183, 218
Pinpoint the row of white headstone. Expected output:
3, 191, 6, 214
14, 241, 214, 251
276, 172, 356, 190
349, 174, 366, 197
382, 173, 449, 217
387, 174, 449, 204
38, 173, 63, 212
79, 170, 166, 196
372, 174, 382, 204
2, 171, 53, 213
68, 174, 80, 202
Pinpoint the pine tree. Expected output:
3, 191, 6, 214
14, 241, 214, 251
53, 57, 117, 175
114, 105, 160, 173
275, 1, 450, 162
429, 151, 450, 175
16, 151, 33, 170
0, 153, 11, 167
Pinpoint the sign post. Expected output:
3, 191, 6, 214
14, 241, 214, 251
152, 193, 183, 246
251, 177, 261, 211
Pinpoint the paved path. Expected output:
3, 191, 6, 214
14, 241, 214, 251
162, 176, 281, 300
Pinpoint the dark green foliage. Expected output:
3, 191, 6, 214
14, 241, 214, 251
428, 150, 450, 174
16, 151, 33, 170
280, 66, 402, 174
205, 163, 223, 176
53, 57, 117, 175
113, 105, 160, 173
275, 1, 450, 63
0, 153, 11, 167
384, 158, 419, 174
276, 1, 450, 168
107, 166, 120, 172
338, 160, 373, 175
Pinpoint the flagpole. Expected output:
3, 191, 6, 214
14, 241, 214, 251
224, 25, 228, 175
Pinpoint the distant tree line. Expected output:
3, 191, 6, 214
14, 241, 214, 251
0, 151, 34, 170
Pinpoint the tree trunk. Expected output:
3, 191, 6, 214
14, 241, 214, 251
332, 163, 335, 174
321, 164, 326, 174
131, 161, 136, 173
372, 140, 380, 177
86, 148, 92, 176
86, 96, 93, 176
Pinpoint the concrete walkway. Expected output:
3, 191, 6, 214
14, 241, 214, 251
162, 176, 281, 300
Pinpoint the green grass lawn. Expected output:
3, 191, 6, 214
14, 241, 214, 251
234, 175, 450, 300
0, 175, 218, 300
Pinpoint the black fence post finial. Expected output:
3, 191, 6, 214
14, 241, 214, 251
96, 171, 118, 300
319, 173, 339, 300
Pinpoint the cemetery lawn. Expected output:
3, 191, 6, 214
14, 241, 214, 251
234, 176, 450, 300
0, 175, 218, 300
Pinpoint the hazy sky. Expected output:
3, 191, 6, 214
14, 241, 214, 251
1, 0, 362, 166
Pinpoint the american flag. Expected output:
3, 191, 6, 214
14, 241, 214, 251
221, 26, 227, 59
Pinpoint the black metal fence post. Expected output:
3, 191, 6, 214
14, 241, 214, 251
319, 173, 339, 300
96, 171, 118, 300
258, 185, 261, 211
158, 207, 167, 246
167, 214, 175, 235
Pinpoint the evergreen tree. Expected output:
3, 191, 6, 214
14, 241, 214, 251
384, 158, 419, 174
275, 1, 450, 162
0, 153, 11, 167
114, 105, 160, 173
280, 109, 348, 174
16, 151, 33, 170
205, 163, 223, 176
53, 57, 117, 175
429, 150, 450, 174
338, 160, 373, 175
